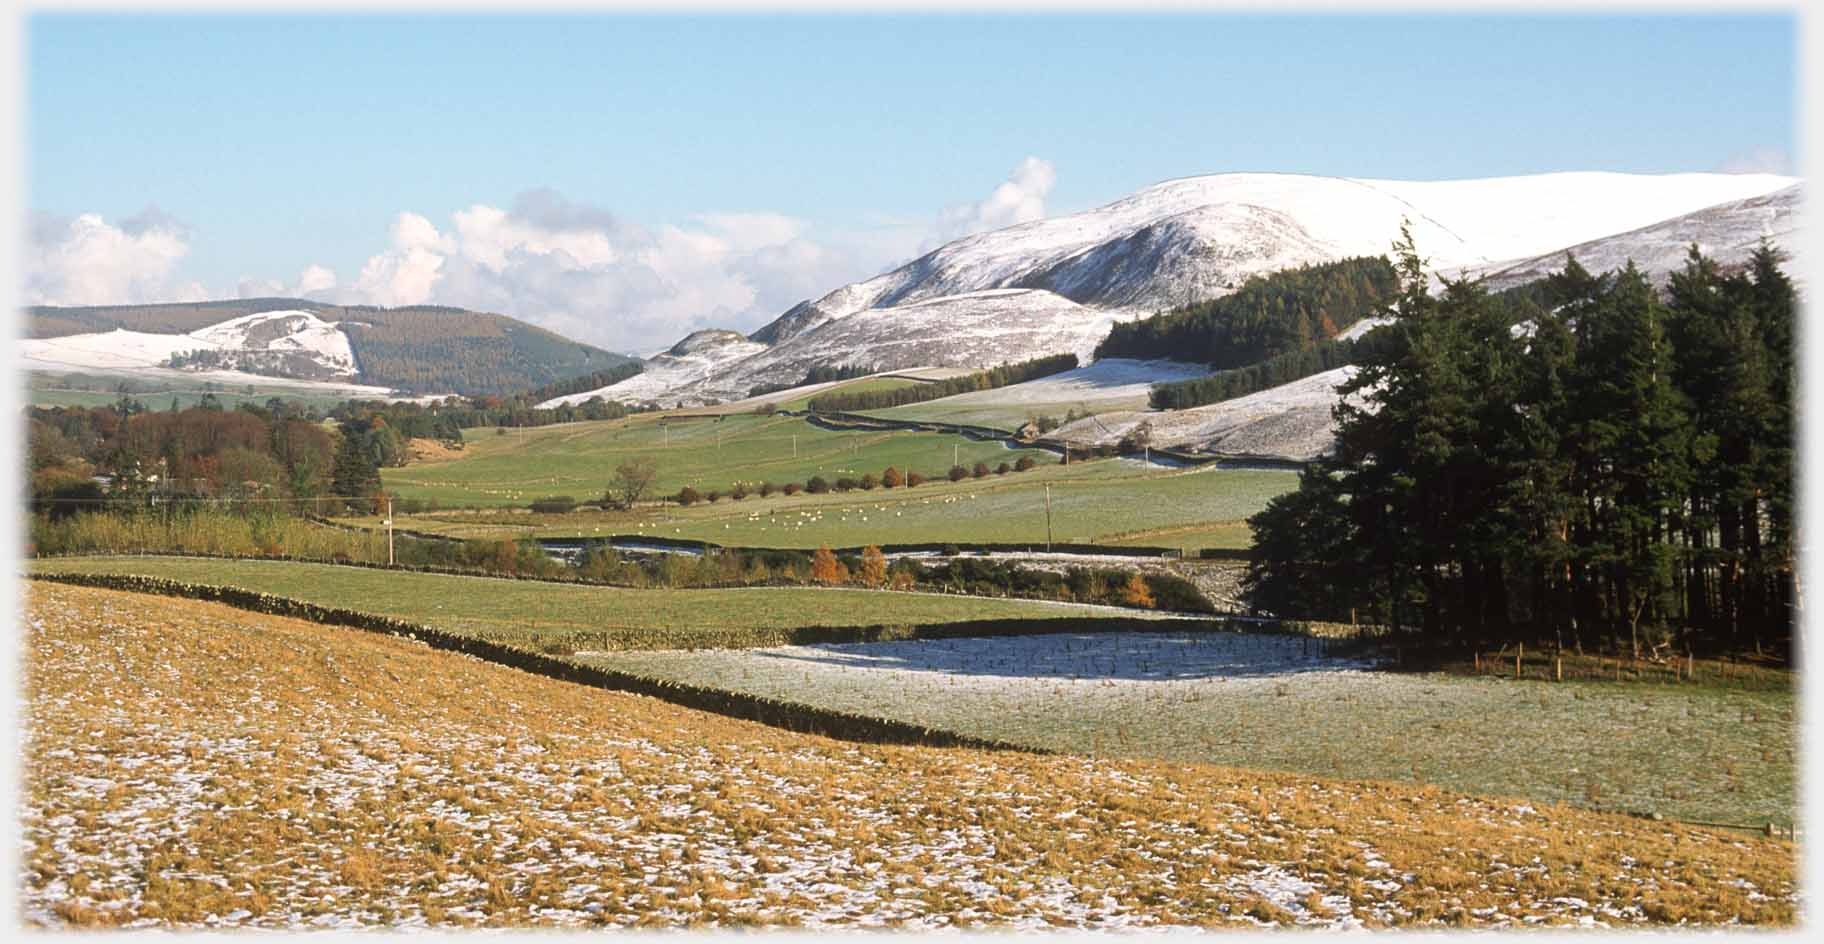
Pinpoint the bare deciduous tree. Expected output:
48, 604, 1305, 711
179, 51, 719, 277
607, 456, 658, 510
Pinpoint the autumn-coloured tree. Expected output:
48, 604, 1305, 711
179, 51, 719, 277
860, 545, 888, 587
882, 466, 903, 488
1120, 573, 1156, 608
811, 545, 848, 585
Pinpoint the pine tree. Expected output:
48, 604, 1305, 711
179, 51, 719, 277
330, 430, 382, 506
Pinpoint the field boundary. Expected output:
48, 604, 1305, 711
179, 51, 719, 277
791, 408, 1307, 470
25, 571, 1057, 753
27, 549, 1222, 617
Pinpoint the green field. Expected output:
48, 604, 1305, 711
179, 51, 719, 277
375, 461, 1293, 549
1099, 520, 1257, 552
28, 371, 371, 412
871, 393, 1148, 432
29, 557, 1156, 650
589, 633, 1798, 829
771, 375, 927, 411
382, 412, 1059, 508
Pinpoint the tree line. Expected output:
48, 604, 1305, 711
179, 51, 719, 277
520, 362, 645, 404
28, 397, 340, 515
1146, 273, 1557, 411
1245, 231, 1794, 659
806, 353, 1079, 413
748, 364, 874, 399
1098, 256, 1399, 368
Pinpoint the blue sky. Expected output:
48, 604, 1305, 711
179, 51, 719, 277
25, 13, 1797, 351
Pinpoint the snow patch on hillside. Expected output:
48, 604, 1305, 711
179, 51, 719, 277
539, 329, 767, 408
1053, 366, 1365, 462
680, 289, 1142, 403
1455, 184, 1803, 291
903, 358, 1211, 410
21, 309, 359, 382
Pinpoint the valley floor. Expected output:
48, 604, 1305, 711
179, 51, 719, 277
21, 582, 1797, 929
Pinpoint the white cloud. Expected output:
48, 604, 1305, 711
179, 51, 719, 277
27, 164, 1064, 354
930, 156, 1058, 246
237, 264, 339, 300
295, 264, 337, 296
318, 192, 872, 353
24, 209, 207, 306
349, 212, 449, 307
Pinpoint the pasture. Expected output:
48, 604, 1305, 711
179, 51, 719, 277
381, 412, 1041, 508
590, 632, 1797, 830
27, 557, 1160, 651
377, 461, 1293, 550
23, 581, 1797, 929
866, 358, 1209, 431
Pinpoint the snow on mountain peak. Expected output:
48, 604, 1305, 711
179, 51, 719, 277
626, 170, 1801, 408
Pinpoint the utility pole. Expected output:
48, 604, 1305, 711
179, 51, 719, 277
663, 425, 669, 448
1044, 484, 1053, 552
792, 434, 797, 458
953, 443, 959, 468
384, 496, 395, 566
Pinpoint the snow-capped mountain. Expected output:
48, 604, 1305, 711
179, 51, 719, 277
540, 329, 767, 407
673, 289, 1138, 402
21, 309, 359, 381
1457, 184, 1803, 291
749, 171, 1794, 343
542, 170, 1799, 408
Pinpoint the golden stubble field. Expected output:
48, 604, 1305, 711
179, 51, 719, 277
20, 582, 1797, 929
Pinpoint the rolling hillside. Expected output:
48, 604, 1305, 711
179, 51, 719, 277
23, 298, 635, 397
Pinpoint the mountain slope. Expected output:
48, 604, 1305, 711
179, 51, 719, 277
1458, 184, 1803, 291
678, 289, 1131, 402
1053, 366, 1365, 462
24, 299, 634, 397
600, 170, 1790, 411
750, 171, 1795, 347
540, 329, 766, 407
22, 309, 358, 381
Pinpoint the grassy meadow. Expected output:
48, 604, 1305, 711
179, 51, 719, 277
28, 370, 373, 412
382, 412, 1046, 508
23, 581, 1797, 929
379, 454, 1291, 550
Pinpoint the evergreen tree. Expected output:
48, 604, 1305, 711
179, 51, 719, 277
331, 431, 382, 505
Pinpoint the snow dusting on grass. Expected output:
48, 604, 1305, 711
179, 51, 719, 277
594, 631, 1797, 828
22, 582, 1796, 929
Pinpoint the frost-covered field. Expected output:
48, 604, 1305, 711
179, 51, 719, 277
1052, 366, 1365, 460
22, 583, 1797, 929
876, 358, 1211, 429
594, 631, 1797, 828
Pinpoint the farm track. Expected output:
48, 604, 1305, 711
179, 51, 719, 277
21, 582, 1798, 929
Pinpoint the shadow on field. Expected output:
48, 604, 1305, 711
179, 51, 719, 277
751, 631, 1382, 682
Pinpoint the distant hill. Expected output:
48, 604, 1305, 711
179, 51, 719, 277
23, 298, 635, 397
